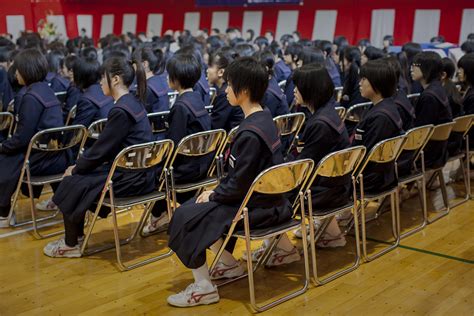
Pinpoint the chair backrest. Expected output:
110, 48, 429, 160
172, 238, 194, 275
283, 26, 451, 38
168, 91, 178, 107
88, 118, 108, 139
278, 80, 287, 91
334, 86, 343, 103
0, 112, 14, 137
209, 87, 217, 105
452, 114, 474, 136
147, 111, 170, 134
430, 121, 455, 142
55, 91, 67, 104
344, 102, 372, 123
205, 105, 213, 114
273, 112, 306, 137
402, 125, 434, 151
406, 93, 420, 106
335, 106, 346, 120
65, 104, 77, 126
6, 100, 14, 113
217, 125, 239, 159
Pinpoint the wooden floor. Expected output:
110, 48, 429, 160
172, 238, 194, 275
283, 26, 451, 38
0, 181, 473, 315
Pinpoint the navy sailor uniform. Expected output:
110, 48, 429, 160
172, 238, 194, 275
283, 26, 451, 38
210, 83, 243, 132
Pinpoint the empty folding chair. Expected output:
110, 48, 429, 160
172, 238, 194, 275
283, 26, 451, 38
335, 106, 346, 120
396, 125, 434, 239
64, 104, 77, 126
147, 111, 170, 135
306, 146, 366, 285
81, 139, 175, 271
356, 134, 407, 261
273, 112, 306, 157
210, 159, 314, 312
209, 87, 217, 105
168, 129, 227, 211
0, 112, 14, 138
8, 125, 87, 238
168, 91, 178, 107
425, 122, 456, 223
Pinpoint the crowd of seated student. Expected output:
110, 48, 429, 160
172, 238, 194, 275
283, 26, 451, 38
0, 27, 474, 308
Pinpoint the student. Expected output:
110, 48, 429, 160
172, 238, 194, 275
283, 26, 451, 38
318, 40, 342, 87
283, 43, 303, 105
399, 43, 423, 94
142, 53, 212, 235
441, 58, 463, 118
166, 57, 291, 307
411, 52, 453, 169
60, 54, 81, 117
457, 53, 474, 149
43, 56, 156, 257
352, 59, 403, 192
178, 46, 211, 106
132, 46, 170, 113
0, 49, 71, 227
271, 44, 292, 83
45, 50, 70, 93
340, 46, 367, 108
207, 49, 244, 131
361, 46, 385, 65
255, 50, 289, 117
383, 35, 394, 53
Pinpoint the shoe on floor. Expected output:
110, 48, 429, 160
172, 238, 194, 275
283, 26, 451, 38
142, 212, 169, 236
0, 212, 16, 228
265, 246, 301, 267
36, 199, 58, 212
241, 244, 266, 262
43, 238, 82, 258
294, 218, 322, 239
316, 233, 347, 248
167, 281, 219, 307
210, 261, 245, 280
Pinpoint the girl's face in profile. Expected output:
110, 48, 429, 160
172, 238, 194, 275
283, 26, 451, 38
207, 64, 220, 85
293, 86, 304, 106
225, 82, 240, 107
15, 70, 25, 86
457, 67, 466, 83
411, 64, 423, 82
359, 77, 375, 99
100, 74, 111, 96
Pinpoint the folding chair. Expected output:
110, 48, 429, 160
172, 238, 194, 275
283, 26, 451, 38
335, 106, 346, 120
65, 104, 77, 126
8, 125, 87, 238
209, 87, 217, 105
81, 139, 175, 271
273, 112, 306, 157
356, 134, 407, 261
168, 91, 178, 107
55, 91, 68, 105
278, 80, 287, 91
210, 159, 314, 312
216, 125, 239, 180
344, 101, 372, 124
205, 105, 213, 114
147, 111, 170, 134
334, 86, 343, 103
396, 125, 434, 239
406, 93, 420, 106
445, 114, 474, 208
306, 146, 366, 285
0, 112, 14, 138
87, 118, 108, 140
168, 129, 227, 211
425, 122, 455, 223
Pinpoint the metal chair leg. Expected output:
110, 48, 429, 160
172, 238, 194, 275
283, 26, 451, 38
427, 170, 450, 224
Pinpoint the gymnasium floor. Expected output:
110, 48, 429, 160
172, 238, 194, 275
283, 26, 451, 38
0, 180, 472, 315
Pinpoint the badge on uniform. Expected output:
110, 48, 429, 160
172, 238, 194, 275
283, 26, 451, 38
229, 154, 236, 169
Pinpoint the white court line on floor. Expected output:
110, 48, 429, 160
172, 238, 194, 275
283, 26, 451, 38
0, 220, 63, 239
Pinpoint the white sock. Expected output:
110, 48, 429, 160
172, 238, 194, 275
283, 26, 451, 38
192, 263, 213, 288
209, 239, 238, 266
275, 234, 295, 252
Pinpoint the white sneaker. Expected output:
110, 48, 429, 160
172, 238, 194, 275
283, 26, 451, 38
43, 238, 82, 258
167, 281, 220, 307
0, 212, 16, 228
142, 212, 169, 236
241, 244, 266, 262
36, 199, 58, 211
294, 218, 322, 239
265, 246, 301, 267
316, 233, 347, 248
210, 261, 245, 280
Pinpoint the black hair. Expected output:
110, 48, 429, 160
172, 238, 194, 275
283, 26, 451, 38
333, 35, 348, 49
383, 35, 394, 45
440, 57, 463, 105
132, 46, 159, 73
399, 42, 422, 83
363, 46, 385, 61
384, 55, 402, 82
230, 37, 245, 48
102, 56, 147, 103
342, 46, 362, 98
212, 28, 220, 34
284, 43, 303, 63
209, 48, 238, 70
360, 59, 397, 98
80, 47, 98, 61
298, 39, 313, 47
293, 63, 334, 111
298, 46, 325, 66
254, 36, 269, 51
468, 33, 474, 41
0, 47, 13, 63
14, 48, 48, 86
234, 43, 254, 57
358, 38, 371, 48
280, 34, 295, 48
224, 56, 268, 104
430, 35, 445, 43
61, 55, 79, 72
413, 51, 443, 83
207, 35, 225, 55
46, 50, 65, 73
73, 57, 101, 90
458, 53, 474, 86
461, 41, 474, 54
166, 53, 201, 89
318, 40, 333, 56
253, 49, 275, 77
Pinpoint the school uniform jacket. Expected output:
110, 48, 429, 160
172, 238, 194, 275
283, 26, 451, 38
145, 75, 170, 113
262, 76, 290, 117
45, 72, 70, 93
284, 73, 296, 107
326, 58, 342, 87
274, 60, 291, 83
193, 71, 211, 106
0, 67, 14, 112
394, 89, 415, 132
353, 98, 403, 193
73, 84, 114, 128
210, 83, 244, 132
52, 93, 156, 223
168, 110, 292, 269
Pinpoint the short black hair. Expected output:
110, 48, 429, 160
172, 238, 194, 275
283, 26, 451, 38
363, 46, 385, 61
73, 57, 101, 90
225, 56, 268, 104
461, 41, 474, 54
358, 38, 371, 48
209, 48, 238, 70
132, 45, 159, 72
166, 53, 201, 89
298, 46, 325, 66
234, 43, 254, 57
441, 57, 456, 79
293, 63, 334, 111
360, 59, 397, 98
413, 51, 442, 83
46, 50, 65, 73
62, 55, 79, 71
458, 53, 474, 86
14, 48, 48, 85
318, 40, 332, 55
384, 56, 402, 82
383, 35, 394, 45
253, 49, 275, 76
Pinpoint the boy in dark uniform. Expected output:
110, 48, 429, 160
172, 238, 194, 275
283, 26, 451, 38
166, 57, 291, 308
43, 56, 155, 257
0, 49, 71, 227
457, 53, 474, 149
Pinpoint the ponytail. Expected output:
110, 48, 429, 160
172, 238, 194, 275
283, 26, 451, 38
133, 59, 147, 104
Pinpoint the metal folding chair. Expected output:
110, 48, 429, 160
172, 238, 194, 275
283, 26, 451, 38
273, 112, 306, 157
425, 122, 456, 223
407, 93, 420, 107
396, 125, 434, 239
147, 111, 170, 134
210, 159, 314, 312
278, 80, 287, 91
445, 114, 474, 208
205, 105, 213, 114
0, 112, 14, 138
6, 99, 15, 114
168, 91, 178, 107
344, 101, 372, 124
209, 87, 217, 105
216, 125, 239, 179
65, 104, 77, 126
356, 134, 407, 261
305, 146, 366, 285
81, 139, 175, 271
335, 106, 346, 120
87, 118, 108, 140
167, 129, 227, 211
8, 125, 87, 238
55, 91, 68, 105
334, 86, 343, 103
